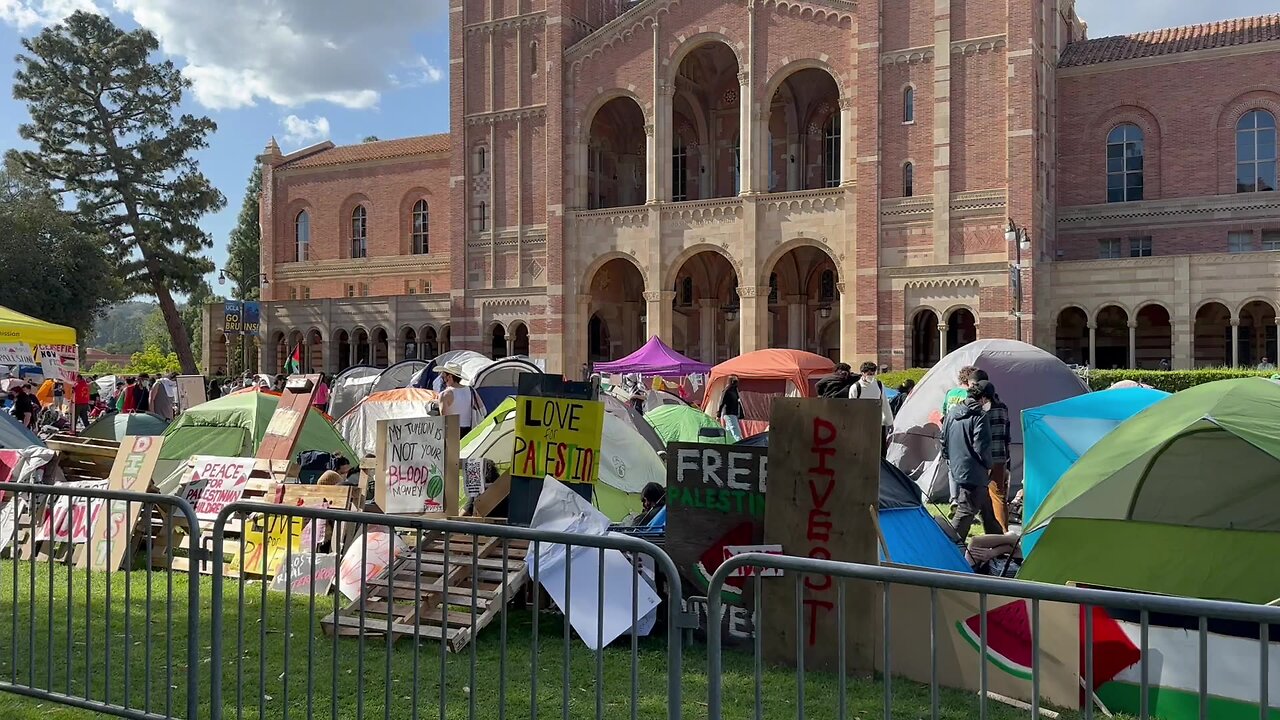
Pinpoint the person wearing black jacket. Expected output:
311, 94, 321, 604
717, 375, 743, 441
816, 363, 854, 398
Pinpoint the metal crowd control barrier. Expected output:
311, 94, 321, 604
0, 481, 201, 720
706, 552, 1280, 720
208, 501, 686, 720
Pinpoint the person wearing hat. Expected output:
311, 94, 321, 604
438, 362, 474, 436
977, 380, 1011, 531
941, 379, 1001, 541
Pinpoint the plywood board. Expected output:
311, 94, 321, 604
373, 416, 458, 517
255, 374, 320, 462
83, 435, 165, 571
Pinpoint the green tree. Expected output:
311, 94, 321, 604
126, 345, 182, 376
12, 11, 225, 374
85, 360, 124, 377
0, 157, 121, 338
224, 166, 261, 300
362, 136, 380, 143
140, 307, 172, 354
182, 278, 219, 358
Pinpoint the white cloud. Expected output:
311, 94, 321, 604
280, 115, 330, 149
390, 55, 444, 88
0, 0, 98, 29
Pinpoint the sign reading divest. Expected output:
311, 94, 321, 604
86, 435, 164, 571
762, 398, 880, 673
374, 415, 458, 516
512, 396, 604, 484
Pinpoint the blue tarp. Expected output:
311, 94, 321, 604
878, 506, 971, 573
0, 410, 42, 450
1020, 387, 1169, 555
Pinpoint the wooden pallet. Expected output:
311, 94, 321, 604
46, 434, 120, 483
322, 532, 529, 652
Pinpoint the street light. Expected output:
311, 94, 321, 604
1005, 219, 1031, 342
217, 268, 269, 287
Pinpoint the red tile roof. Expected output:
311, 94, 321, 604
281, 134, 450, 169
1060, 13, 1280, 68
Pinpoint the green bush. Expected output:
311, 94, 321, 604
880, 368, 928, 389
1084, 368, 1276, 392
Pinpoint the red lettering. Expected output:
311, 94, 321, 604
808, 477, 835, 509
806, 509, 832, 543
554, 443, 566, 478
803, 597, 834, 646
521, 441, 537, 475
808, 418, 837, 477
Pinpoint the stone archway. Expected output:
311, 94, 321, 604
420, 326, 439, 360
762, 242, 839, 355
670, 249, 740, 363
400, 327, 419, 361
352, 329, 370, 366
512, 322, 530, 357
1238, 300, 1277, 367
1135, 304, 1171, 369
765, 66, 842, 191
1193, 302, 1231, 368
586, 96, 648, 209
372, 328, 389, 367
306, 329, 324, 374
588, 314, 611, 363
945, 308, 976, 354
491, 324, 508, 360
1054, 307, 1090, 366
911, 309, 940, 368
671, 40, 742, 201
584, 256, 645, 362
333, 329, 351, 371
1095, 305, 1130, 369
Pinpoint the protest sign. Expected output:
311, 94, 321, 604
85, 435, 165, 571
338, 528, 408, 601
512, 395, 604, 485
269, 552, 338, 596
231, 513, 306, 577
463, 458, 485, 498
38, 344, 79, 382
35, 480, 108, 543
0, 342, 34, 366
190, 456, 255, 520
176, 375, 207, 413
0, 498, 26, 554
374, 416, 458, 516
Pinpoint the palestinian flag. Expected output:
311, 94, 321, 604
285, 344, 302, 374
694, 522, 756, 604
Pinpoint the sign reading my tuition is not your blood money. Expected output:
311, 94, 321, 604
512, 395, 604, 484
374, 416, 458, 517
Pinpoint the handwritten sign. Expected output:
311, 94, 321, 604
723, 545, 784, 577
269, 552, 337, 596
338, 528, 407, 601
190, 456, 254, 519
0, 343, 34, 367
512, 396, 604, 484
374, 416, 458, 516
464, 458, 485, 498
36, 480, 108, 542
231, 513, 306, 577
86, 435, 164, 571
38, 344, 79, 382
0, 498, 26, 553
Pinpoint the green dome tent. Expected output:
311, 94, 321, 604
643, 404, 730, 446
1020, 378, 1280, 604
82, 412, 169, 442
460, 397, 665, 521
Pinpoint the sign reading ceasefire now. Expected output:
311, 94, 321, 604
512, 396, 604, 485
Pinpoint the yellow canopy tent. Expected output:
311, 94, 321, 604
0, 306, 76, 346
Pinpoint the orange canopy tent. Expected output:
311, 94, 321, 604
702, 349, 835, 437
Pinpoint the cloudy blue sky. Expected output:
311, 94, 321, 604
0, 0, 1270, 293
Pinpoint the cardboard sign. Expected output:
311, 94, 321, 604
463, 458, 485, 498
762, 398, 881, 673
36, 480, 108, 542
0, 343, 34, 366
231, 513, 306, 577
723, 545, 783, 577
338, 528, 408, 601
0, 498, 26, 554
268, 552, 338, 596
512, 395, 604, 484
38, 344, 79, 382
190, 456, 254, 520
176, 375, 207, 413
85, 435, 165, 571
374, 416, 458, 516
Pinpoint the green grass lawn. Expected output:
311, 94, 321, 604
0, 561, 1090, 719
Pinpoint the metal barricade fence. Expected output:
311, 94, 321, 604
207, 501, 686, 720
706, 552, 1280, 720
0, 481, 201, 720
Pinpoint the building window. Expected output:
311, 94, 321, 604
1228, 231, 1254, 253
412, 199, 429, 254
1106, 123, 1144, 203
903, 162, 914, 198
294, 210, 310, 262
820, 270, 836, 302
1129, 236, 1153, 258
530, 41, 539, 73
288, 287, 298, 300
1264, 230, 1280, 251
768, 273, 779, 304
350, 205, 368, 258
672, 141, 688, 202
1237, 110, 1277, 193
823, 114, 841, 188
1098, 238, 1121, 259
677, 276, 693, 307
903, 86, 915, 124
477, 201, 488, 232
476, 146, 487, 174
303, 287, 311, 300
359, 283, 369, 297
345, 284, 356, 298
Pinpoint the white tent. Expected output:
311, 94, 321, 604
334, 388, 438, 459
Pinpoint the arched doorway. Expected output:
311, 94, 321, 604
1135, 304, 1171, 369
670, 250, 739, 363
911, 309, 940, 368
671, 41, 742, 201
945, 308, 976, 354
421, 326, 439, 360
306, 329, 324, 373
270, 331, 287, 374
1238, 300, 1277, 367
1094, 306, 1130, 369
585, 257, 645, 362
491, 324, 508, 359
400, 327, 418, 360
334, 330, 351, 371
1054, 307, 1090, 366
352, 329, 370, 366
766, 67, 842, 192
372, 328, 389, 367
285, 330, 303, 372
1193, 302, 1231, 368
440, 325, 451, 354
588, 314, 611, 363
765, 244, 839, 355
586, 97, 647, 209
512, 322, 530, 357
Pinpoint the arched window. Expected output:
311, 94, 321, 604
677, 276, 693, 307
476, 146, 487, 174
903, 162, 914, 198
903, 86, 915, 123
820, 269, 836, 302
823, 114, 841, 187
1106, 123, 1144, 202
477, 201, 488, 232
530, 41, 539, 73
294, 210, 310, 262
1237, 110, 1277, 193
350, 205, 367, 258
768, 273, 779, 304
411, 199, 429, 254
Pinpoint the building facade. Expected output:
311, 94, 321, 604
201, 1, 1280, 376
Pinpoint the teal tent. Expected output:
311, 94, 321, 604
83, 412, 170, 442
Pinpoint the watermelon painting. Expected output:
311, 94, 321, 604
694, 522, 756, 604
955, 599, 1035, 680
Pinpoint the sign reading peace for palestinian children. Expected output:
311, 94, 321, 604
512, 396, 604, 484
189, 456, 254, 520
374, 416, 458, 516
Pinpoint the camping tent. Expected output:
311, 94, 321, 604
327, 366, 382, 420
1020, 378, 1280, 603
887, 339, 1088, 501
461, 397, 664, 521
158, 390, 357, 481
1019, 387, 1169, 555
0, 306, 76, 347
334, 388, 439, 459
644, 404, 730, 445
602, 395, 664, 454
0, 411, 42, 450
370, 360, 427, 395
593, 336, 711, 377
734, 431, 967, 572
412, 350, 488, 391
702, 350, 834, 437
471, 357, 542, 416
82, 412, 170, 442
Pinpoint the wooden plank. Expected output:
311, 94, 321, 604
254, 374, 320, 463
83, 436, 166, 571
761, 397, 881, 673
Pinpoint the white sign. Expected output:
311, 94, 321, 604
722, 544, 784, 577
38, 344, 78, 382
379, 417, 447, 515
0, 498, 27, 553
35, 480, 108, 543
338, 528, 408, 601
189, 456, 254, 519
0, 343, 34, 367
464, 458, 485, 498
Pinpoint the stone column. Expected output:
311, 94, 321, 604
644, 122, 658, 204
1231, 318, 1241, 367
1173, 315, 1192, 370
738, 71, 754, 195
1127, 320, 1137, 369
698, 299, 718, 363
576, 295, 592, 371
788, 137, 801, 191
839, 97, 854, 186
938, 323, 948, 356
1087, 322, 1097, 368
738, 286, 768, 353
643, 290, 674, 345
786, 295, 806, 349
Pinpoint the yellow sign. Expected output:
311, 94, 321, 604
512, 395, 604, 484
231, 513, 306, 577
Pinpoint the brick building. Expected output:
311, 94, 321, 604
201, 2, 1280, 375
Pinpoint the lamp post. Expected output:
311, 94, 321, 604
1004, 219, 1032, 342
217, 268, 269, 376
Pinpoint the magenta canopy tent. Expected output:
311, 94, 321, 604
593, 336, 711, 376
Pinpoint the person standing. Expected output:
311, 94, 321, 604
72, 374, 91, 430
817, 363, 855, 398
890, 379, 915, 416
978, 381, 1011, 531
12, 383, 36, 430
849, 362, 894, 456
150, 374, 174, 422
134, 374, 151, 413
717, 375, 744, 441
438, 362, 474, 437
313, 373, 330, 414
121, 377, 139, 413
942, 381, 1001, 540
941, 366, 987, 415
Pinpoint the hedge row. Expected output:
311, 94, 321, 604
875, 367, 1276, 394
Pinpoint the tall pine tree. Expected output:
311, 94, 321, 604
225, 165, 262, 300
12, 12, 225, 373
